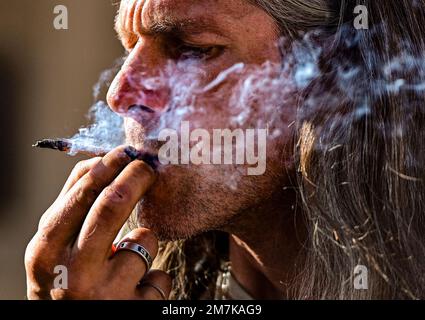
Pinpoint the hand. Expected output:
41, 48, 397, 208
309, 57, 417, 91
25, 146, 171, 300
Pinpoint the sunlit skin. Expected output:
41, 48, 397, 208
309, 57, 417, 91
25, 0, 303, 299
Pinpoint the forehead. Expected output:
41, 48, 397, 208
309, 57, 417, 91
117, 0, 255, 30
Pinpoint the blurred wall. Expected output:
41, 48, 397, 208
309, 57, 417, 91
0, 0, 122, 299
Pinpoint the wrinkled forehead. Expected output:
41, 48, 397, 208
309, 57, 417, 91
116, 0, 255, 33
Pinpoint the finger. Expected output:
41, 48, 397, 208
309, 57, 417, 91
75, 159, 156, 262
38, 157, 102, 230
107, 228, 159, 289
59, 157, 102, 198
37, 146, 137, 247
137, 270, 172, 300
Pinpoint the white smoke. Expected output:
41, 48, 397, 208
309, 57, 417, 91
64, 25, 425, 189
68, 101, 125, 156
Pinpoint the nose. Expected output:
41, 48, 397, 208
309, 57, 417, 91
107, 41, 170, 114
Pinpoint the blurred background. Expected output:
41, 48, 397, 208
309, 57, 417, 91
0, 0, 122, 298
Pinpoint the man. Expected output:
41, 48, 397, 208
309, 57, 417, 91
25, 0, 425, 299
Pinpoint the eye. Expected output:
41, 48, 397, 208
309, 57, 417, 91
176, 44, 223, 61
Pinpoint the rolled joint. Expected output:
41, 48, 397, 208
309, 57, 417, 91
33, 138, 159, 170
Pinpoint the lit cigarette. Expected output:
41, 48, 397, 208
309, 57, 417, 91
33, 138, 159, 169
33, 139, 76, 153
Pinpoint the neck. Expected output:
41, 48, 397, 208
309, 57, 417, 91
224, 189, 305, 299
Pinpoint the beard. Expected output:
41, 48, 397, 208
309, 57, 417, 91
135, 163, 244, 241
123, 105, 292, 241
134, 155, 288, 241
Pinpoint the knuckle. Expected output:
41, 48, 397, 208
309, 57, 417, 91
69, 177, 102, 207
24, 238, 56, 289
73, 160, 90, 175
37, 221, 65, 244
83, 171, 107, 195
24, 236, 47, 271
73, 161, 86, 173
75, 157, 101, 173
103, 183, 133, 204
25, 233, 69, 275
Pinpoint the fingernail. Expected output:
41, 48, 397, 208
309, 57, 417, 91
124, 146, 141, 161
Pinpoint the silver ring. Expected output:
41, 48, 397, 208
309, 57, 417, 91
140, 282, 167, 300
116, 241, 153, 270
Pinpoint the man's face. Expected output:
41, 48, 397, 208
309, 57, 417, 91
107, 0, 297, 240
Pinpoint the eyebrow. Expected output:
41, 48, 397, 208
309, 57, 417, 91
144, 18, 222, 36
115, 14, 225, 43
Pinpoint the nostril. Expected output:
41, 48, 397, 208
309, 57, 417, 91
129, 104, 155, 113
126, 104, 159, 128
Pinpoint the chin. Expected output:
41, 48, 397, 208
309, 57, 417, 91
135, 164, 244, 241
135, 164, 207, 241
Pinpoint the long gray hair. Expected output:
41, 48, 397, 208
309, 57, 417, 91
152, 0, 425, 299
